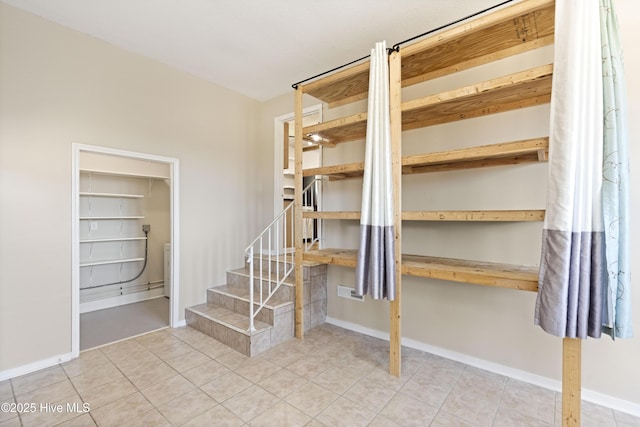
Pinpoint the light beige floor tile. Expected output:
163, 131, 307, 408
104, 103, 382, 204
127, 408, 171, 427
167, 326, 201, 339
156, 388, 216, 425
441, 386, 502, 427
361, 365, 410, 392
126, 360, 176, 390
499, 380, 555, 424
163, 348, 210, 373
140, 374, 195, 407
178, 329, 219, 350
234, 357, 282, 383
379, 393, 438, 426
16, 379, 77, 407
90, 391, 154, 426
257, 343, 305, 368
200, 371, 252, 403
108, 349, 161, 375
286, 354, 333, 380
316, 396, 376, 427
367, 414, 402, 427
0, 396, 18, 424
135, 330, 176, 349
53, 413, 96, 426
0, 381, 12, 401
11, 366, 67, 396
399, 373, 453, 408
222, 384, 279, 422
181, 359, 230, 387
493, 407, 552, 426
198, 340, 235, 359
62, 349, 109, 378
285, 382, 339, 418
258, 368, 307, 399
21, 394, 85, 427
249, 400, 311, 427
68, 360, 123, 393
100, 339, 146, 362
216, 351, 251, 371
182, 404, 244, 427
312, 365, 362, 395
345, 377, 397, 413
0, 418, 22, 427
614, 409, 640, 426
79, 376, 137, 410
430, 410, 478, 427
148, 340, 194, 361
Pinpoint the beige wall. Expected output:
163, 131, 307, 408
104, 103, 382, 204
0, 3, 262, 371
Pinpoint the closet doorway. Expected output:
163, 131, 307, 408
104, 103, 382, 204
71, 144, 180, 354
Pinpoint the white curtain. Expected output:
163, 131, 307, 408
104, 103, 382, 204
355, 41, 396, 300
535, 0, 631, 339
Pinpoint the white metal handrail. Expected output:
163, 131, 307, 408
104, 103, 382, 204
245, 178, 321, 331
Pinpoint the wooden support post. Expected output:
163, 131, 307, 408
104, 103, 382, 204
294, 88, 304, 339
389, 49, 402, 377
562, 337, 581, 426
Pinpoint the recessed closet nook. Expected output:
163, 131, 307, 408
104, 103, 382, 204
78, 151, 171, 350
291, 0, 585, 425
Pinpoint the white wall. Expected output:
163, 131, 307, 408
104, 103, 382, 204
277, 0, 640, 409
0, 3, 262, 372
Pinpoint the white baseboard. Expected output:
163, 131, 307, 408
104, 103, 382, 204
173, 319, 187, 328
0, 352, 75, 382
80, 288, 164, 313
325, 316, 640, 418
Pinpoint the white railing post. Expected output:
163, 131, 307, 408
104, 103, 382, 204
248, 246, 255, 332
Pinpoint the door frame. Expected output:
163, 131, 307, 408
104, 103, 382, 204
71, 143, 180, 357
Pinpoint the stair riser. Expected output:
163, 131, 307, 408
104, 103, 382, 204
206, 288, 293, 325
226, 272, 295, 300
185, 308, 293, 357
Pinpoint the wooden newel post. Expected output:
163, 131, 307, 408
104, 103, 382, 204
562, 337, 581, 426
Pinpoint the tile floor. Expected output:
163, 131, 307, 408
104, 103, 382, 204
1, 323, 638, 426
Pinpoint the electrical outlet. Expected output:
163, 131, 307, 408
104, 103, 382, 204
142, 224, 151, 233
337, 285, 364, 302
90, 221, 98, 231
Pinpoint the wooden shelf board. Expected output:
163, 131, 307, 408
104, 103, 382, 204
303, 248, 539, 292
401, 0, 554, 87
299, 0, 554, 107
303, 65, 552, 145
304, 210, 545, 221
304, 137, 548, 179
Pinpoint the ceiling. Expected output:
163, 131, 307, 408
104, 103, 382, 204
2, 0, 510, 101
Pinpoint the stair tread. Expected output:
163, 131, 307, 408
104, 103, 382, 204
188, 303, 272, 333
210, 284, 294, 309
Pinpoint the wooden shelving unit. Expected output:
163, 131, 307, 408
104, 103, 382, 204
293, 1, 582, 425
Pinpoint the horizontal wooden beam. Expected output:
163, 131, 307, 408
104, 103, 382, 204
303, 210, 545, 221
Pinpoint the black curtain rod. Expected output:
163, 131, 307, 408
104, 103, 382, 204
291, 0, 516, 90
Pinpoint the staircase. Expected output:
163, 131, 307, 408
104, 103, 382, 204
185, 256, 327, 357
